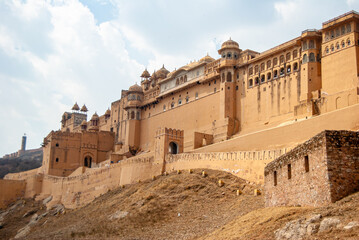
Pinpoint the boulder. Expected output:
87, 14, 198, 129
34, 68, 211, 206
108, 210, 129, 220
343, 221, 359, 230
22, 209, 37, 218
319, 217, 341, 232
42, 196, 53, 205
50, 204, 65, 215
14, 225, 31, 239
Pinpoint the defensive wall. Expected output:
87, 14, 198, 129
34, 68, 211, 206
165, 149, 286, 184
264, 130, 359, 207
2, 104, 359, 209
191, 103, 359, 152
0, 179, 26, 209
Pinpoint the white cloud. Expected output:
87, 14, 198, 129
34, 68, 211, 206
0, 0, 143, 155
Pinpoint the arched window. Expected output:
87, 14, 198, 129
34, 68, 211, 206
176, 79, 179, 85
227, 72, 232, 82
136, 111, 140, 120
347, 23, 351, 33
303, 54, 308, 63
260, 74, 265, 83
341, 41, 345, 48
195, 92, 198, 99
267, 72, 271, 81
178, 99, 182, 105
267, 60, 271, 69
309, 53, 315, 62
234, 53, 238, 59
186, 96, 189, 103
222, 53, 226, 58
249, 79, 253, 87
325, 47, 329, 54
273, 57, 278, 66
347, 38, 351, 46
254, 65, 259, 74
163, 105, 166, 111
131, 111, 135, 119
222, 73, 225, 82
184, 75, 187, 82
309, 40, 315, 49
227, 52, 232, 58
280, 55, 284, 64
287, 65, 291, 73
331, 30, 334, 38
293, 50, 298, 58
180, 76, 183, 84
255, 77, 259, 85
286, 53, 291, 61
171, 102, 175, 108
249, 67, 253, 75
293, 62, 298, 71
331, 44, 334, 51
137, 95, 141, 101
336, 42, 340, 50
274, 70, 278, 78
260, 63, 265, 71
280, 68, 285, 76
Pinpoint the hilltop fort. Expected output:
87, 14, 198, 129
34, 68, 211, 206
1, 11, 359, 209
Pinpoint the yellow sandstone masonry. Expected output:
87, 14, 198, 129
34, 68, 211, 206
2, 11, 359, 209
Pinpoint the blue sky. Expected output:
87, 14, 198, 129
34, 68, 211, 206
0, 0, 359, 156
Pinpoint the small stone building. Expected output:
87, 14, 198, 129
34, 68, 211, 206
264, 130, 359, 207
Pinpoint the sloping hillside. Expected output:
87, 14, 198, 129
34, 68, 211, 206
0, 149, 42, 179
0, 169, 358, 240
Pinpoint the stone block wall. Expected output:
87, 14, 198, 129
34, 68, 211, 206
325, 131, 359, 202
265, 130, 359, 207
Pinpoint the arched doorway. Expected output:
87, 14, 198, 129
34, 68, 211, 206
84, 156, 92, 168
168, 142, 178, 154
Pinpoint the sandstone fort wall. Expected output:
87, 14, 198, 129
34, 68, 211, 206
191, 103, 359, 153
0, 179, 26, 209
165, 149, 285, 184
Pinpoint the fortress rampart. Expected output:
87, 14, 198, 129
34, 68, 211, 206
166, 149, 286, 183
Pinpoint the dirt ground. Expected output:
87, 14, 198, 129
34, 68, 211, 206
1, 169, 359, 240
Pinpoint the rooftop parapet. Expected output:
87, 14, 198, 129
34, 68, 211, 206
322, 10, 359, 29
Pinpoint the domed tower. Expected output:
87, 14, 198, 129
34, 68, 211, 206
155, 65, 170, 79
218, 38, 241, 82
124, 83, 143, 151
140, 69, 151, 91
88, 112, 99, 131
217, 39, 241, 140
199, 54, 215, 63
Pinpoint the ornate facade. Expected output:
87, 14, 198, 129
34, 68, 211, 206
61, 11, 359, 161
